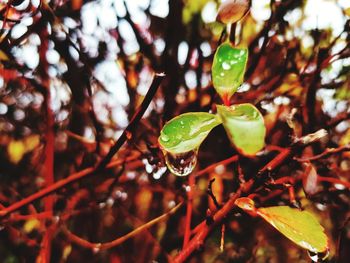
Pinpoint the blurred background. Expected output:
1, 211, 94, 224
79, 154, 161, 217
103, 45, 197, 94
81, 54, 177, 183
0, 0, 349, 262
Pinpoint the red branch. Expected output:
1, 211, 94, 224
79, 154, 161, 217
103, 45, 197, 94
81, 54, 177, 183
38, 21, 54, 263
174, 147, 293, 262
183, 173, 195, 248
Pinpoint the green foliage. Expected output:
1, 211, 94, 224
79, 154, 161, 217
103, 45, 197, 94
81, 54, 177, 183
212, 43, 248, 101
158, 112, 221, 154
217, 104, 266, 155
236, 198, 329, 253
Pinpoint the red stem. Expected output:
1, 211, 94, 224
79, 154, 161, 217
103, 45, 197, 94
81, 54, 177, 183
222, 93, 231, 106
183, 173, 194, 248
38, 23, 55, 263
318, 176, 350, 189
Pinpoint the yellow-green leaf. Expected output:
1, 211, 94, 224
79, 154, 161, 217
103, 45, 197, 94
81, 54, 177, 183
217, 103, 266, 156
235, 198, 329, 253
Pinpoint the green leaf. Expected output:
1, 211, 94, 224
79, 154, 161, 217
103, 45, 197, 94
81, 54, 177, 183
217, 103, 266, 156
235, 198, 329, 253
212, 43, 248, 101
159, 112, 221, 154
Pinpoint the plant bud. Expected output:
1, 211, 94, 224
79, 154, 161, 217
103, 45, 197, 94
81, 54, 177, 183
216, 0, 251, 24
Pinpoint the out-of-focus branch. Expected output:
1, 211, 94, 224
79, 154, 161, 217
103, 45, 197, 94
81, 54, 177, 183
0, 74, 164, 218
294, 144, 350, 162
63, 202, 183, 250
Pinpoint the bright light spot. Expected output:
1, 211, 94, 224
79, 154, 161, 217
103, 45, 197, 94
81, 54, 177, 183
274, 96, 290, 105
118, 20, 140, 55
112, 106, 129, 128
201, 1, 217, 23
11, 24, 27, 39
150, 0, 169, 18
14, 109, 25, 121
0, 103, 8, 115
137, 67, 153, 96
284, 9, 302, 24
303, 0, 345, 36
94, 60, 129, 106
46, 49, 60, 64
81, 3, 98, 34
154, 38, 165, 55
200, 42, 212, 57
251, 0, 271, 21
178, 41, 189, 65
125, 1, 148, 24
185, 70, 197, 89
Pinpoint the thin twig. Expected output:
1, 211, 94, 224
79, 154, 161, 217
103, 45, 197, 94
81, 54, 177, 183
195, 155, 238, 178
207, 179, 221, 209
294, 144, 350, 162
63, 202, 183, 250
183, 173, 195, 248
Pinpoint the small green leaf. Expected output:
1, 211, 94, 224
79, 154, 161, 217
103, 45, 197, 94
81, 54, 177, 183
159, 112, 221, 154
217, 103, 266, 156
212, 43, 248, 101
235, 198, 329, 253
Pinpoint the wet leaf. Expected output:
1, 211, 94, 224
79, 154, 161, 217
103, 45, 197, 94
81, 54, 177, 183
212, 43, 248, 101
235, 198, 329, 253
217, 104, 266, 156
159, 112, 221, 154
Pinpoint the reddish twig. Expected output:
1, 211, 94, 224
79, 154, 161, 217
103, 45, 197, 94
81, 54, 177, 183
318, 176, 350, 189
294, 144, 350, 162
38, 22, 54, 263
183, 173, 195, 249
195, 155, 238, 178
63, 202, 183, 250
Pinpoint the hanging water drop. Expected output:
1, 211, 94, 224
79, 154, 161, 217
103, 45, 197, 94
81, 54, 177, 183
164, 149, 198, 176
307, 249, 330, 262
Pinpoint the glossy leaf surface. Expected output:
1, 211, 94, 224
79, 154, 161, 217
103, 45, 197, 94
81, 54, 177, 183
212, 43, 248, 101
235, 198, 329, 253
159, 112, 221, 154
217, 103, 265, 156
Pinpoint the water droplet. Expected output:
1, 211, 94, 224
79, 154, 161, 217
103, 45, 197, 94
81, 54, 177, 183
164, 149, 198, 176
222, 61, 231, 70
307, 250, 330, 262
161, 134, 169, 142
